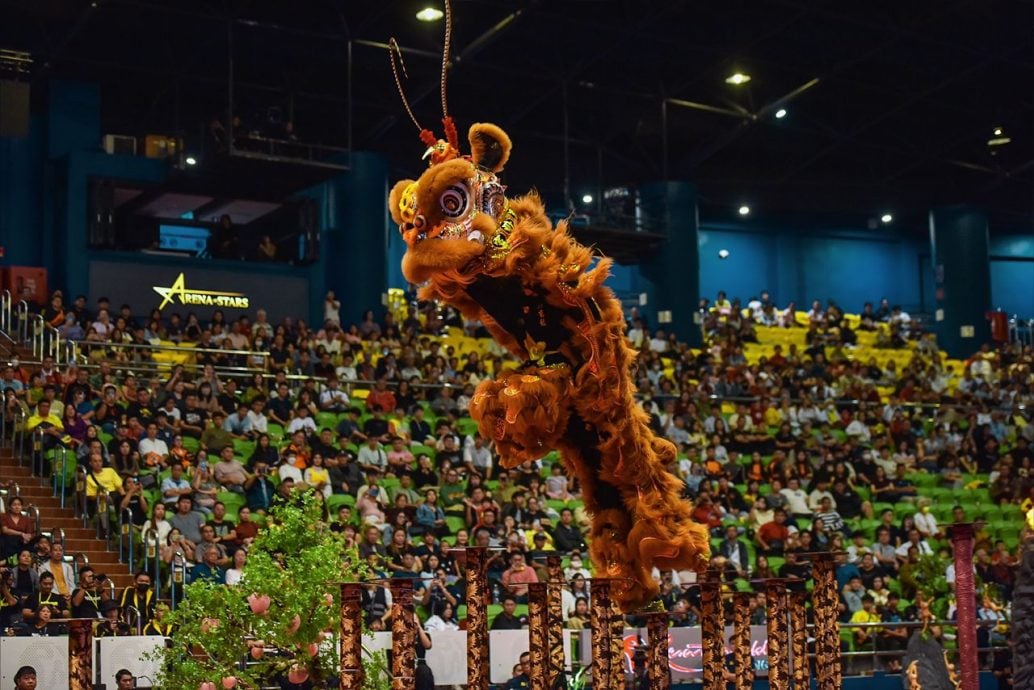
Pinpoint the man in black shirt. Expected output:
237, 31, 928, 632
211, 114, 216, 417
180, 393, 207, 439
490, 595, 528, 630
554, 511, 587, 554
21, 572, 69, 621
328, 450, 364, 496
267, 384, 294, 428
408, 408, 432, 446
335, 408, 366, 444
70, 567, 101, 618
124, 389, 156, 427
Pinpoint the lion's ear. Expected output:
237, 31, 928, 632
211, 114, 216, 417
468, 123, 511, 173
388, 179, 416, 225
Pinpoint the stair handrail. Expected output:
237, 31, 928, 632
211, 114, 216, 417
124, 603, 143, 635
30, 425, 44, 474
118, 506, 134, 565
29, 314, 44, 360
24, 504, 41, 536
15, 300, 29, 343
70, 552, 88, 581
170, 552, 187, 610
11, 405, 27, 458
142, 526, 161, 601
50, 526, 65, 546
53, 445, 70, 508
74, 466, 87, 522
0, 289, 11, 335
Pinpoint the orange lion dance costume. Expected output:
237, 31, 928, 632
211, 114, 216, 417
386, 14, 708, 612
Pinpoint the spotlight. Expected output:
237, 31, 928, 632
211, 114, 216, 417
725, 72, 751, 85
880, 213, 893, 224
581, 194, 593, 204
993, 126, 1003, 137
718, 249, 730, 259
775, 108, 787, 119
416, 7, 444, 21
185, 156, 197, 166
738, 205, 751, 216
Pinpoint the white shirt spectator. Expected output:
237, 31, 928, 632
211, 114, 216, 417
287, 416, 317, 435
139, 437, 170, 464
913, 510, 939, 538
844, 419, 871, 442
247, 409, 268, 434
780, 487, 811, 515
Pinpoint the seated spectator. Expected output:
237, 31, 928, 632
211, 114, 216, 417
190, 545, 227, 584
1, 497, 36, 560
223, 402, 255, 440
191, 462, 220, 515
304, 453, 332, 498
756, 509, 791, 555
287, 404, 317, 436
319, 378, 350, 413
500, 551, 538, 603
244, 462, 276, 514
491, 594, 529, 630
200, 411, 235, 452
913, 499, 943, 539
138, 422, 169, 468
213, 445, 249, 493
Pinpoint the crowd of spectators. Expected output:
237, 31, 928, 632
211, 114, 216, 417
1, 287, 1031, 682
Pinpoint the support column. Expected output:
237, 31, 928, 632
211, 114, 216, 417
67, 618, 94, 690
811, 554, 842, 690
929, 206, 991, 357
645, 612, 671, 690
389, 579, 416, 690
590, 579, 615, 690
790, 590, 810, 689
546, 556, 565, 689
339, 583, 365, 690
528, 582, 549, 690
464, 547, 490, 690
766, 581, 790, 690
950, 524, 979, 690
700, 574, 724, 690
732, 592, 753, 690
637, 181, 701, 346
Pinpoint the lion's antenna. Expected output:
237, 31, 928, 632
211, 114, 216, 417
440, 0, 453, 119
388, 38, 423, 132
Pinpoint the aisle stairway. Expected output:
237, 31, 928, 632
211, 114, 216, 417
1, 444, 135, 591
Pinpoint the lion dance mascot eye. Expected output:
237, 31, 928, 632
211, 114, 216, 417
386, 35, 708, 615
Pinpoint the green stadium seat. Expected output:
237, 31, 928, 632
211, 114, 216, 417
327, 494, 356, 513
445, 515, 467, 535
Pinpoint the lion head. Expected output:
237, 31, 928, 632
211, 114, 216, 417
388, 123, 514, 284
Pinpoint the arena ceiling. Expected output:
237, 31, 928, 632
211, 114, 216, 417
3, 0, 1033, 231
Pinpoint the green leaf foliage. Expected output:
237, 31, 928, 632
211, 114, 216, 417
149, 491, 370, 689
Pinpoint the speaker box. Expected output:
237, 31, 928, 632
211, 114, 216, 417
0, 80, 30, 138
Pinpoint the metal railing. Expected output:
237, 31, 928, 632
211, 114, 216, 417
142, 527, 162, 601
169, 554, 188, 610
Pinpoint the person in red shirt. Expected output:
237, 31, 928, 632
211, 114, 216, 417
756, 509, 791, 555
365, 378, 397, 414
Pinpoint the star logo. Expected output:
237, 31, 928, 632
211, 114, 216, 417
152, 273, 249, 310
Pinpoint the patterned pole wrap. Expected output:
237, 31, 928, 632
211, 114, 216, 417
389, 579, 416, 690
811, 553, 842, 690
528, 582, 549, 690
700, 573, 724, 690
339, 583, 365, 690
950, 523, 978, 690
68, 618, 95, 690
790, 589, 810, 689
464, 547, 490, 690
590, 578, 614, 689
610, 596, 626, 685
645, 612, 671, 690
733, 592, 753, 690
765, 580, 790, 690
546, 555, 565, 689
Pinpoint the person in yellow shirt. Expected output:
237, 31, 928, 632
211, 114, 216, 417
84, 452, 124, 536
26, 398, 66, 473
849, 594, 882, 651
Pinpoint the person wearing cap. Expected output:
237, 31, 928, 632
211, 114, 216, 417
96, 599, 130, 637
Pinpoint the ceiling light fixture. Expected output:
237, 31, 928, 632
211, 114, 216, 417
416, 7, 444, 21
718, 249, 730, 259
993, 126, 1003, 136
581, 194, 593, 204
880, 213, 893, 224
738, 205, 751, 216
725, 72, 751, 85
185, 156, 197, 166
775, 108, 787, 119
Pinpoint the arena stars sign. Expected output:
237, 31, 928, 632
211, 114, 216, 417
152, 272, 250, 310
